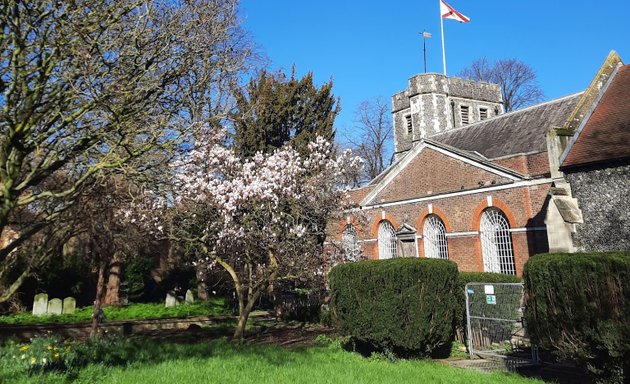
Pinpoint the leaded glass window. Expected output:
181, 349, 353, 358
342, 224, 360, 259
423, 215, 448, 259
378, 220, 396, 259
480, 208, 516, 275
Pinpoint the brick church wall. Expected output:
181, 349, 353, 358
492, 152, 550, 177
330, 180, 552, 276
373, 148, 513, 204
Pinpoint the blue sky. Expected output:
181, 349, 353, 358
239, 0, 629, 145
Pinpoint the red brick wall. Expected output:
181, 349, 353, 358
493, 155, 528, 175
331, 184, 552, 276
526, 152, 551, 177
493, 152, 550, 177
327, 147, 554, 276
373, 148, 513, 204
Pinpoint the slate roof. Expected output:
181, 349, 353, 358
561, 65, 630, 169
430, 93, 583, 159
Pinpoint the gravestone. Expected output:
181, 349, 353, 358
165, 292, 178, 307
62, 297, 76, 314
185, 289, 195, 304
48, 298, 62, 315
32, 293, 49, 316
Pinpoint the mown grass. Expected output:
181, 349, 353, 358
0, 298, 228, 325
0, 337, 543, 384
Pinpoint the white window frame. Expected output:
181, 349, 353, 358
378, 220, 397, 259
423, 215, 448, 259
480, 208, 516, 275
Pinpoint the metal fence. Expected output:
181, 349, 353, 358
465, 282, 537, 366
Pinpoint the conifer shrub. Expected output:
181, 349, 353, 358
523, 252, 630, 384
329, 257, 459, 357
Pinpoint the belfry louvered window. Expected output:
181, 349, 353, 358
423, 215, 448, 259
460, 105, 470, 125
342, 224, 360, 259
480, 208, 516, 275
405, 115, 413, 135
378, 220, 397, 259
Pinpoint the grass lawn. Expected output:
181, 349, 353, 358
0, 298, 228, 325
0, 337, 544, 384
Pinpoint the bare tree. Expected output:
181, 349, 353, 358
347, 97, 394, 184
0, 0, 253, 303
459, 58, 544, 112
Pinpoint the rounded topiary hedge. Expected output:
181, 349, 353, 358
523, 252, 630, 384
329, 257, 459, 357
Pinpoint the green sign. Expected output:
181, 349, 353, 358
486, 294, 497, 305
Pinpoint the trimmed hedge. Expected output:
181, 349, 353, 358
523, 252, 630, 384
329, 257, 459, 357
456, 272, 521, 334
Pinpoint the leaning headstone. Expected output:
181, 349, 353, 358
165, 292, 178, 307
32, 293, 48, 316
185, 289, 195, 304
48, 298, 62, 315
62, 297, 76, 314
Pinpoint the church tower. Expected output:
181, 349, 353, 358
392, 74, 504, 158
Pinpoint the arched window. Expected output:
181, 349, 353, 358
480, 208, 516, 275
342, 224, 360, 259
423, 215, 448, 259
378, 220, 396, 259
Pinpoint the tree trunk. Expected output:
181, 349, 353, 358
91, 260, 107, 337
232, 289, 261, 341
196, 263, 208, 301
232, 250, 279, 341
0, 267, 31, 304
104, 252, 123, 306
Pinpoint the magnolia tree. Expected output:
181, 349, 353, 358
163, 130, 362, 340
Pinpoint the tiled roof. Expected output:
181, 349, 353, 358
561, 65, 630, 169
430, 93, 582, 159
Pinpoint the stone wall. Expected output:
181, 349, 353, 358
391, 74, 503, 158
566, 164, 630, 251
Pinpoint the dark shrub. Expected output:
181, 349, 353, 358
275, 288, 322, 323
329, 257, 459, 357
523, 252, 630, 384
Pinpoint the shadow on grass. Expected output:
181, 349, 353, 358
71, 321, 316, 370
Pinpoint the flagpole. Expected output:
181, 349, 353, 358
440, 0, 447, 75
421, 31, 431, 73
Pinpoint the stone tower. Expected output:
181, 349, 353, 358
392, 74, 503, 158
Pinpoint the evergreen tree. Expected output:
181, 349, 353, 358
232, 69, 339, 157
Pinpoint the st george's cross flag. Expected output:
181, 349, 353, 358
440, 0, 470, 23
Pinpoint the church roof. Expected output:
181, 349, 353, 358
560, 64, 630, 169
430, 93, 583, 160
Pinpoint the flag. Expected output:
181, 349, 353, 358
423, 31, 432, 38
440, 0, 470, 23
